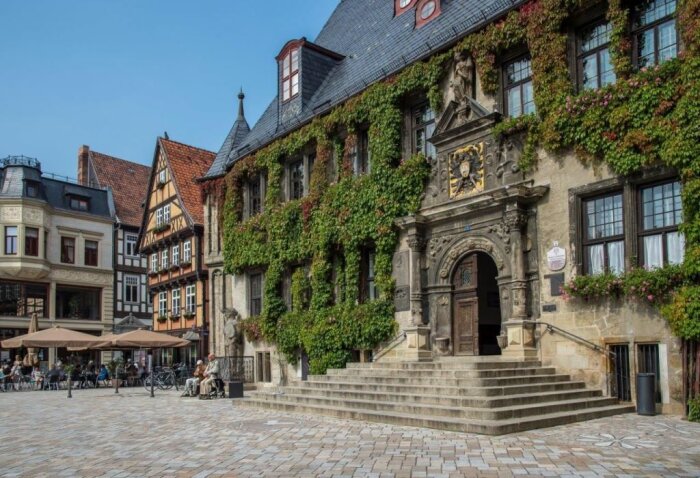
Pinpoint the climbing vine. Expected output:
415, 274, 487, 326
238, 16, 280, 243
210, 0, 700, 375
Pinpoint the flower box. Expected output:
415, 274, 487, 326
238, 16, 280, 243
156, 316, 168, 323
183, 312, 195, 320
180, 261, 192, 268
170, 264, 181, 271
169, 315, 181, 322
153, 223, 170, 234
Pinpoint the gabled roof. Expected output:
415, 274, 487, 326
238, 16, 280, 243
205, 0, 521, 178
88, 151, 151, 227
160, 138, 215, 225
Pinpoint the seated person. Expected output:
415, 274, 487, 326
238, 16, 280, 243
182, 360, 206, 397
199, 354, 220, 399
97, 364, 109, 384
31, 366, 44, 390
46, 364, 61, 389
83, 361, 97, 388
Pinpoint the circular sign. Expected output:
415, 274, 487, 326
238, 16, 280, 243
547, 244, 566, 271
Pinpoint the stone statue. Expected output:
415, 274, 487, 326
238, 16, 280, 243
451, 51, 474, 123
223, 308, 243, 358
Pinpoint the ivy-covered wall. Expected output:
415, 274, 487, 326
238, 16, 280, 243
211, 0, 700, 374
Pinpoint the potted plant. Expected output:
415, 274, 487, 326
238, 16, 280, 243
169, 314, 180, 321
156, 315, 168, 323
183, 311, 195, 320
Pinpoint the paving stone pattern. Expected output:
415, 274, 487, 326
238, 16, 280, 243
0, 389, 698, 477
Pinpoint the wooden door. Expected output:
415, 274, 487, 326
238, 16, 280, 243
452, 254, 479, 356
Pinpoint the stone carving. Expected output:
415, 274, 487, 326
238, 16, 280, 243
407, 235, 426, 252
450, 51, 474, 124
51, 268, 112, 286
22, 208, 43, 225
439, 237, 505, 279
394, 286, 410, 312
438, 295, 449, 307
488, 221, 512, 254
429, 236, 452, 259
0, 207, 21, 222
449, 143, 484, 199
504, 208, 528, 230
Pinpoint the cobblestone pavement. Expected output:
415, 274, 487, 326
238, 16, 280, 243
0, 389, 698, 477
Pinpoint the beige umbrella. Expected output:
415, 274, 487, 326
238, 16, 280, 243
97, 329, 190, 349
23, 312, 40, 366
1, 326, 106, 349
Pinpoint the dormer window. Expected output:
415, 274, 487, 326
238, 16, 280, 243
395, 0, 416, 15
281, 48, 300, 102
69, 196, 89, 211
25, 180, 40, 198
416, 0, 440, 28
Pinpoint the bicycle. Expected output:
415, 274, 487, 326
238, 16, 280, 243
143, 367, 178, 391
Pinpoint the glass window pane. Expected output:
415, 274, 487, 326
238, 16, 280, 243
637, 29, 655, 67
291, 73, 299, 96
291, 49, 299, 72
507, 87, 522, 117
582, 54, 599, 89
599, 49, 616, 86
608, 241, 625, 275
643, 234, 664, 269
523, 81, 535, 115
587, 244, 605, 275
667, 231, 685, 265
658, 20, 678, 63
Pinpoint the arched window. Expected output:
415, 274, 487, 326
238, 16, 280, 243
395, 0, 416, 16
415, 0, 440, 28
281, 48, 299, 102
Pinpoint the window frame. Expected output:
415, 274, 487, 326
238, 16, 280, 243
24, 227, 39, 257
281, 48, 300, 103
84, 240, 99, 267
125, 233, 139, 257
151, 253, 158, 273
249, 273, 263, 317
182, 240, 192, 264
576, 20, 616, 91
502, 54, 535, 118
185, 284, 196, 314
415, 0, 441, 28
172, 287, 181, 317
248, 174, 263, 217
161, 249, 169, 270
288, 159, 305, 201
411, 103, 437, 160
4, 226, 18, 255
158, 169, 167, 185
632, 0, 678, 69
124, 274, 139, 304
637, 179, 684, 269
581, 191, 626, 275
60, 236, 76, 264
163, 204, 171, 224
69, 196, 89, 212
172, 244, 180, 267
158, 291, 167, 317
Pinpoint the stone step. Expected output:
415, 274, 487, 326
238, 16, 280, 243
346, 360, 542, 370
298, 379, 588, 396
247, 391, 618, 420
274, 386, 603, 408
235, 398, 635, 435
327, 366, 557, 379
307, 373, 572, 387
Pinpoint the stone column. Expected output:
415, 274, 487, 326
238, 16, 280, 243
404, 233, 431, 361
501, 205, 537, 360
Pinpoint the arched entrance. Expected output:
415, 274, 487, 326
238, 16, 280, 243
452, 252, 502, 356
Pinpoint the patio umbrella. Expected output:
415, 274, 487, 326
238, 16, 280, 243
2, 326, 106, 349
22, 312, 40, 366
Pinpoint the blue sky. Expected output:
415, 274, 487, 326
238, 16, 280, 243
0, 1, 339, 178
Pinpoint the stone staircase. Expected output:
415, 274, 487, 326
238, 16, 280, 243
236, 358, 634, 435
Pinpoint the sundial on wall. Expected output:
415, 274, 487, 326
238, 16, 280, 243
449, 142, 484, 199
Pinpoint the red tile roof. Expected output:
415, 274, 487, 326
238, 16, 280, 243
89, 151, 151, 227
160, 138, 215, 225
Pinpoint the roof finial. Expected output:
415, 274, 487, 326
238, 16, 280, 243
163, 131, 169, 140
237, 88, 246, 121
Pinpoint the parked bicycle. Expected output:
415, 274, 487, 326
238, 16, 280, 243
143, 367, 179, 391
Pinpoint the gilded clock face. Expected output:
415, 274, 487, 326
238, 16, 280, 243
449, 143, 484, 199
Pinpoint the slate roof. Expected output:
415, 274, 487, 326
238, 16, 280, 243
213, 91, 251, 175
205, 0, 522, 178
88, 150, 151, 227
160, 138, 215, 225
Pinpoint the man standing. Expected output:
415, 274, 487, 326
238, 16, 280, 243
199, 353, 219, 399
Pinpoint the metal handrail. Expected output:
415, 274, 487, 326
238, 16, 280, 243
522, 320, 616, 359
372, 331, 407, 362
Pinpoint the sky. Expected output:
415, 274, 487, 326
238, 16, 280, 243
0, 1, 339, 178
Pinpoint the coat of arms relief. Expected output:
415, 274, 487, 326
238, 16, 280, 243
448, 142, 484, 199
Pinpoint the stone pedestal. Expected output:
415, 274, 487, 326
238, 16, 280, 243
404, 326, 432, 361
500, 320, 538, 361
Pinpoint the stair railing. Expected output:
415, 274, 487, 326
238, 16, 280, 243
522, 320, 617, 398
372, 331, 407, 362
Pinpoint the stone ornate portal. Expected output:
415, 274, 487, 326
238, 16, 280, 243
449, 143, 484, 199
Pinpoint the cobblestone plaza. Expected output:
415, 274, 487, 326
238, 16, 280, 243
0, 390, 698, 477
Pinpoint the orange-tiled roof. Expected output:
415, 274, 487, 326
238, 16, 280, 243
89, 151, 151, 227
160, 138, 215, 225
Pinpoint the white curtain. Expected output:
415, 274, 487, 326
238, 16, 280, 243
644, 235, 663, 270
667, 232, 685, 265
607, 241, 625, 275
587, 244, 604, 275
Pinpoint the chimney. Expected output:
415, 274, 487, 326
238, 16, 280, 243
78, 145, 90, 186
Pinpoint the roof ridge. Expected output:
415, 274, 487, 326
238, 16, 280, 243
160, 137, 216, 155
90, 150, 149, 169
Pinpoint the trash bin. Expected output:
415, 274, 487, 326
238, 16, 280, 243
636, 373, 656, 416
227, 381, 244, 399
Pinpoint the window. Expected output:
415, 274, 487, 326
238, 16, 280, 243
395, 0, 415, 15
158, 291, 167, 317
610, 344, 631, 401
156, 208, 164, 227
172, 288, 181, 316
249, 175, 262, 216
637, 343, 662, 403
124, 275, 139, 303
281, 48, 300, 102
504, 55, 535, 118
4, 226, 17, 255
60, 237, 75, 264
151, 253, 158, 272
24, 228, 39, 257
634, 0, 678, 68
256, 351, 272, 383
158, 169, 167, 185
125, 234, 138, 257
582, 192, 625, 275
84, 240, 98, 267
289, 160, 305, 200
578, 22, 616, 90
183, 240, 192, 263
639, 180, 684, 269
163, 204, 171, 224
353, 131, 371, 176
249, 273, 263, 316
56, 286, 100, 320
172, 244, 180, 266
360, 250, 378, 303
185, 284, 196, 314
25, 181, 39, 198
415, 0, 440, 27
161, 249, 169, 270
69, 196, 89, 211
0, 281, 48, 317
412, 104, 436, 160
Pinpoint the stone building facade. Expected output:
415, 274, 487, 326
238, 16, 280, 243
202, 0, 687, 412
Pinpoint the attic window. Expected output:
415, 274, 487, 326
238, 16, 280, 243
415, 0, 440, 27
281, 48, 300, 102
395, 0, 415, 15
69, 196, 89, 211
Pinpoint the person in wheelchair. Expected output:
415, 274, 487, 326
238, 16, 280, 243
182, 360, 205, 397
199, 354, 220, 400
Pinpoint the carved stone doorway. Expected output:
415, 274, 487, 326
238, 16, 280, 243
452, 252, 502, 356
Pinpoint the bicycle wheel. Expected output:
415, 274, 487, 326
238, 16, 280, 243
158, 373, 174, 390
143, 373, 154, 391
